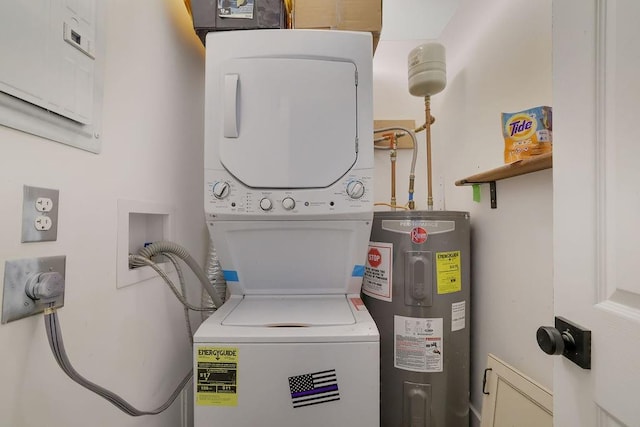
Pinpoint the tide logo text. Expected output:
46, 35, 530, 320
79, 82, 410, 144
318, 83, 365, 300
509, 119, 533, 136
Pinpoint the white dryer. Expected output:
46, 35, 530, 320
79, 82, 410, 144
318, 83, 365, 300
195, 30, 378, 427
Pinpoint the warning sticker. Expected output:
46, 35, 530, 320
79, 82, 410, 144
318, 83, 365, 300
394, 316, 443, 373
362, 241, 393, 302
436, 251, 462, 294
196, 347, 238, 406
452, 301, 466, 332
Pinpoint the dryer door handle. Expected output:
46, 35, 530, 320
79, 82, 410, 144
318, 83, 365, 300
224, 74, 239, 138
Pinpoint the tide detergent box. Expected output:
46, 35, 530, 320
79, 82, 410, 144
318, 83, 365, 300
502, 106, 552, 163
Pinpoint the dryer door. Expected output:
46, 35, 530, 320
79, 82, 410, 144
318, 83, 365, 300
219, 57, 358, 189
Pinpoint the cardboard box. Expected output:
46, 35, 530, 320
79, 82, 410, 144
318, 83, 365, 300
293, 0, 382, 52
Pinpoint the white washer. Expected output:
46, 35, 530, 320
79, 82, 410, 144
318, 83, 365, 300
195, 30, 378, 427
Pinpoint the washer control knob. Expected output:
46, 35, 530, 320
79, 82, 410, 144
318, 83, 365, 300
346, 180, 365, 199
212, 181, 230, 200
260, 198, 273, 211
282, 197, 296, 210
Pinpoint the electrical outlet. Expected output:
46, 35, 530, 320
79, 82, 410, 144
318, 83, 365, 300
22, 185, 59, 242
35, 216, 53, 231
35, 197, 54, 212
1, 255, 66, 324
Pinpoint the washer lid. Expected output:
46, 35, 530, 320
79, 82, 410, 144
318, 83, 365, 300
222, 295, 355, 327
219, 57, 358, 189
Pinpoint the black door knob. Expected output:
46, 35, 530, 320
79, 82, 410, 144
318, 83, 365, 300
536, 317, 591, 370
536, 326, 571, 355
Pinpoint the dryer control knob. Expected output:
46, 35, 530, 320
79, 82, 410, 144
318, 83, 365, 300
212, 181, 230, 199
282, 197, 296, 210
346, 180, 365, 199
260, 198, 273, 211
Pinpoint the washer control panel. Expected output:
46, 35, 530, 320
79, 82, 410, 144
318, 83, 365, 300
205, 169, 373, 217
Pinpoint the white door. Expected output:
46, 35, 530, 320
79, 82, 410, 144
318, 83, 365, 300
553, 0, 640, 425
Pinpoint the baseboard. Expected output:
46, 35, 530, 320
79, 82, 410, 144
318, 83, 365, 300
470, 403, 482, 427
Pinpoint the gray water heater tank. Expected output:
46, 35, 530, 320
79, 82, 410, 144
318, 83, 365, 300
362, 210, 470, 427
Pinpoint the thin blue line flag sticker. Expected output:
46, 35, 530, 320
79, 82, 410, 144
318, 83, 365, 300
288, 369, 340, 408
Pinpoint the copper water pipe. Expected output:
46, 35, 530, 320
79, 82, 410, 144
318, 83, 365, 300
414, 116, 435, 134
424, 96, 434, 210
382, 132, 398, 210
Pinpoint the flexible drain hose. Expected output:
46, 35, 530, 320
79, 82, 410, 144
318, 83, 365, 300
45, 307, 191, 416
131, 241, 224, 308
43, 241, 220, 416
202, 239, 225, 320
164, 253, 193, 343
129, 255, 213, 312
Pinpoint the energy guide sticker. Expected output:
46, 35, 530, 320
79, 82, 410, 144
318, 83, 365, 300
362, 241, 393, 302
196, 347, 238, 406
394, 316, 443, 373
436, 251, 462, 294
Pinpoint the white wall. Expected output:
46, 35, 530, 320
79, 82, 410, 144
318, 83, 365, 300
0, 0, 554, 424
373, 0, 554, 423
0, 1, 206, 426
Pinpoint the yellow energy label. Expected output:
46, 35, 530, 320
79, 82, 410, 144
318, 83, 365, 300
196, 347, 238, 406
436, 251, 462, 294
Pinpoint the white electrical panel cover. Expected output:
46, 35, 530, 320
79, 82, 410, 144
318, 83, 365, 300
0, 0, 101, 152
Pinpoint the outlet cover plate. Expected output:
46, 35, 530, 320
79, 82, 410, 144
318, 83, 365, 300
2, 256, 66, 324
22, 185, 60, 242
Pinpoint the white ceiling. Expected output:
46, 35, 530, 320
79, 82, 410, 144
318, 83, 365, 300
380, 0, 461, 41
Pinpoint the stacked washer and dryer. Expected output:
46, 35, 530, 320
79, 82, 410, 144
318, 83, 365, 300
194, 30, 379, 427
193, 29, 470, 427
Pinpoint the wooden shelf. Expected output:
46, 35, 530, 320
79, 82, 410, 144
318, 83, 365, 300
455, 153, 552, 208
455, 152, 552, 186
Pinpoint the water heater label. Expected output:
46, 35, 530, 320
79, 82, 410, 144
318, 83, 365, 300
362, 241, 393, 302
394, 316, 443, 373
452, 301, 466, 332
436, 251, 462, 294
196, 346, 239, 406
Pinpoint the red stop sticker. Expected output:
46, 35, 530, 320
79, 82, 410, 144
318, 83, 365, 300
411, 227, 428, 244
368, 248, 382, 268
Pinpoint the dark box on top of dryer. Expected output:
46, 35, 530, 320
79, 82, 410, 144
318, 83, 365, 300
190, 0, 287, 45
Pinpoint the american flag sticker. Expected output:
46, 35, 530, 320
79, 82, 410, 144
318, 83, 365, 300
288, 369, 340, 408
